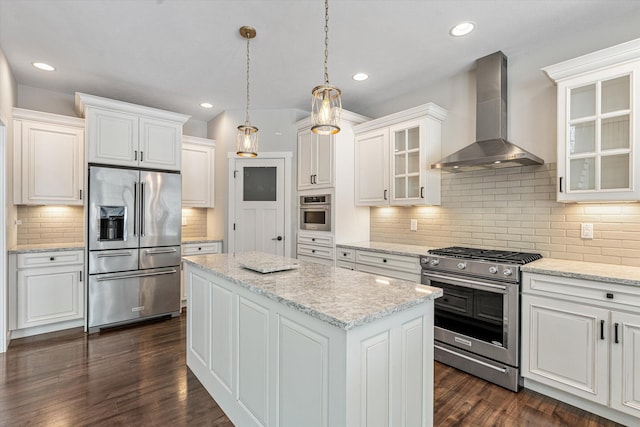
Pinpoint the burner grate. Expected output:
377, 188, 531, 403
428, 246, 542, 264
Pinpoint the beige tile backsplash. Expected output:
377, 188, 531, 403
17, 205, 84, 244
181, 208, 208, 238
370, 163, 640, 267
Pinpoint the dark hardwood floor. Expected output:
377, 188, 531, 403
0, 314, 624, 426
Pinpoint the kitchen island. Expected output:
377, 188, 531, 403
182, 252, 442, 427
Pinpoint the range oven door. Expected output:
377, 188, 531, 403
422, 271, 519, 367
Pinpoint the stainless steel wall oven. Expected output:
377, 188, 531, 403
300, 194, 331, 232
421, 247, 542, 391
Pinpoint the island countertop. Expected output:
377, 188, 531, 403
182, 251, 442, 330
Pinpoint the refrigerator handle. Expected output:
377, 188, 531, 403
95, 269, 177, 281
140, 181, 145, 237
133, 182, 138, 237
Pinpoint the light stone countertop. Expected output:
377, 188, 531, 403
522, 258, 640, 287
182, 251, 442, 330
336, 241, 435, 257
8, 242, 85, 254
182, 238, 223, 245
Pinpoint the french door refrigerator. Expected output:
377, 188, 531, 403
87, 165, 181, 332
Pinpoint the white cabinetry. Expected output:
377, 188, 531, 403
522, 272, 640, 424
181, 241, 221, 307
75, 92, 190, 171
354, 103, 447, 206
295, 111, 370, 265
336, 245, 421, 282
543, 38, 640, 202
9, 250, 85, 338
13, 108, 84, 205
297, 130, 333, 190
182, 136, 216, 207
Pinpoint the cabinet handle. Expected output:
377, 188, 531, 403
79, 271, 83, 282
420, 186, 425, 198
559, 177, 563, 193
614, 323, 620, 344
310, 175, 313, 184
79, 189, 83, 200
134, 150, 138, 161
606, 293, 614, 299
383, 259, 387, 263
313, 174, 317, 184
50, 257, 55, 261
600, 320, 605, 340
140, 151, 144, 162
384, 189, 388, 200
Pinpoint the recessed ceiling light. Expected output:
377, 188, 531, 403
449, 21, 475, 37
353, 72, 369, 81
32, 62, 55, 71
200, 102, 213, 108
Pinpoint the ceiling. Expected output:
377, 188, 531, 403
1, 0, 639, 122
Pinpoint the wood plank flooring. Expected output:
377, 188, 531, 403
0, 314, 624, 426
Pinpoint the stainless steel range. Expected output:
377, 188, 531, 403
420, 247, 542, 391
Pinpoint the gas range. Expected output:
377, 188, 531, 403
421, 246, 542, 283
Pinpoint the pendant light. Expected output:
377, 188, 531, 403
310, 0, 341, 135
236, 26, 258, 157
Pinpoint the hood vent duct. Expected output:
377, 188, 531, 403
432, 51, 544, 171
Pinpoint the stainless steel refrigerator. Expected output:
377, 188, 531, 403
87, 165, 181, 332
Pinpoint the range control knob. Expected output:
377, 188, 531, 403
488, 266, 498, 274
457, 262, 466, 270
503, 268, 513, 276
430, 259, 440, 266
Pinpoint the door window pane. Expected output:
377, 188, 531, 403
243, 167, 276, 201
601, 115, 630, 151
570, 84, 596, 119
569, 121, 595, 154
601, 154, 630, 189
601, 75, 630, 114
569, 158, 595, 191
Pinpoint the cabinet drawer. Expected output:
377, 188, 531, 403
297, 244, 335, 261
17, 250, 84, 269
297, 233, 333, 247
182, 242, 221, 256
523, 273, 640, 310
336, 260, 356, 270
356, 263, 420, 283
336, 247, 355, 261
355, 250, 420, 274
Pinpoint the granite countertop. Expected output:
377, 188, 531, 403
336, 241, 435, 257
183, 251, 442, 330
182, 238, 223, 244
8, 242, 85, 254
522, 258, 640, 287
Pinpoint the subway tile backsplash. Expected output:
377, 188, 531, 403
17, 205, 84, 244
370, 163, 640, 267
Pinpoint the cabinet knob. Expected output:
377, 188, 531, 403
50, 257, 55, 261
311, 238, 316, 242
198, 247, 202, 251
606, 292, 614, 299
383, 259, 387, 263
311, 249, 316, 253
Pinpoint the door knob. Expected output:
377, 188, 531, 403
272, 236, 283, 241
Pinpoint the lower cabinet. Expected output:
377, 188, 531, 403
336, 246, 421, 283
9, 250, 85, 338
522, 272, 640, 423
181, 242, 221, 308
296, 231, 335, 266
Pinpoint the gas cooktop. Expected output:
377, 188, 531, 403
427, 246, 542, 265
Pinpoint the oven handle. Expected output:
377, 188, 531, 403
423, 272, 508, 292
435, 344, 508, 374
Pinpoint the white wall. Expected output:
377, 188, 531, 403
207, 108, 307, 254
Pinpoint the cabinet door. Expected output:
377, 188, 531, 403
355, 128, 389, 206
314, 133, 334, 188
521, 295, 609, 405
139, 117, 182, 171
298, 130, 315, 190
557, 61, 640, 202
87, 108, 139, 167
610, 311, 640, 418
390, 119, 424, 206
182, 142, 215, 207
20, 121, 84, 205
17, 265, 84, 329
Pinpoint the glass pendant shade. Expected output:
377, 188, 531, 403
311, 84, 341, 135
236, 124, 258, 157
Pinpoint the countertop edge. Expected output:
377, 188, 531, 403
336, 241, 433, 258
8, 244, 85, 254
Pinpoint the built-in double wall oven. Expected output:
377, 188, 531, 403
300, 194, 331, 232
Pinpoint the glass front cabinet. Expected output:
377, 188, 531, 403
544, 39, 640, 202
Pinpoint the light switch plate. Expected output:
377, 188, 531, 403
581, 223, 594, 239
410, 219, 418, 231
182, 217, 187, 226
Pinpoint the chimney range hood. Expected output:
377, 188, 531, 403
431, 51, 543, 171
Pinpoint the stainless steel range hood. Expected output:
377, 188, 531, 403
432, 51, 543, 171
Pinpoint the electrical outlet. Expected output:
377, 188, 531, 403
182, 217, 187, 226
581, 223, 594, 239
15, 219, 22, 225
410, 219, 418, 231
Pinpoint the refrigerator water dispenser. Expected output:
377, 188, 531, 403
99, 206, 125, 241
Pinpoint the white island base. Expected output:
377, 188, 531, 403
184, 257, 438, 427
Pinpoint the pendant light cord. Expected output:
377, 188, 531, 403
245, 30, 251, 125
323, 0, 330, 85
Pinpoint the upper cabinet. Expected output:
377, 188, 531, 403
182, 135, 216, 208
543, 38, 640, 202
75, 93, 190, 171
297, 130, 333, 190
354, 103, 447, 206
13, 108, 85, 205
